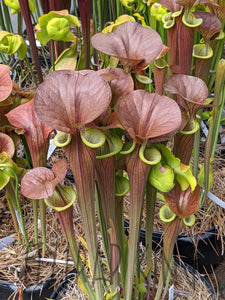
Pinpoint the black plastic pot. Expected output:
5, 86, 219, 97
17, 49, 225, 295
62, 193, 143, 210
124, 220, 223, 273
0, 278, 56, 300
50, 270, 77, 299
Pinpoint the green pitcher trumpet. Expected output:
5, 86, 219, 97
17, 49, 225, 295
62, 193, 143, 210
149, 162, 174, 193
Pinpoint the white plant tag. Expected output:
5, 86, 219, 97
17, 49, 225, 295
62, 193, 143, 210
169, 284, 174, 300
15, 209, 25, 236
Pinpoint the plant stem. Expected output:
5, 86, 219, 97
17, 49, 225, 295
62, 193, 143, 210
25, 56, 38, 88
148, 63, 154, 93
6, 189, 22, 244
207, 39, 224, 91
95, 185, 110, 263
108, 0, 113, 22
35, 0, 41, 18
39, 199, 46, 257
116, 0, 121, 19
155, 218, 183, 300
57, 208, 96, 300
6, 170, 31, 251
150, 15, 156, 32
97, 0, 103, 31
17, 12, 23, 36
158, 21, 166, 45
50, 39, 55, 71
41, 46, 50, 71
65, 133, 104, 299
73, 1, 82, 40
124, 145, 151, 300
211, 61, 225, 157
32, 199, 39, 247
92, 0, 98, 33
0, 53, 8, 65
204, 59, 225, 201
145, 182, 157, 282
0, 3, 6, 31
2, 2, 13, 32
95, 155, 120, 295
115, 195, 126, 291
20, 134, 33, 168
112, 0, 116, 21
18, 59, 25, 80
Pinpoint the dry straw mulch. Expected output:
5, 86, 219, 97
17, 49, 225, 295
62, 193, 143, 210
0, 190, 81, 288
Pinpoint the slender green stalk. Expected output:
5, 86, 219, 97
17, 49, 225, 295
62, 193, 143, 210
207, 39, 224, 91
134, 201, 145, 299
32, 199, 39, 247
108, 0, 113, 22
73, 0, 78, 16
19, 59, 25, 80
124, 145, 151, 300
191, 31, 201, 76
39, 199, 46, 257
20, 135, 32, 169
2, 6, 12, 32
115, 195, 126, 291
6, 190, 22, 244
135, 241, 141, 295
204, 60, 225, 205
150, 15, 156, 32
116, 0, 121, 19
30, 12, 38, 27
97, 0, 103, 31
111, 0, 116, 22
17, 12, 23, 36
4, 169, 31, 251
96, 155, 120, 296
73, 0, 81, 40
2, 2, 13, 32
25, 57, 38, 87
108, 219, 120, 300
155, 218, 183, 300
210, 59, 225, 158
57, 209, 96, 300
0, 3, 6, 31
147, 6, 156, 31
158, 21, 166, 45
92, 0, 98, 33
104, 54, 109, 68
148, 63, 154, 93
35, 0, 41, 18
50, 39, 55, 71
203, 117, 214, 205
41, 46, 50, 71
162, 259, 173, 299
0, 53, 8, 65
145, 182, 157, 282
102, 0, 106, 27
95, 185, 110, 263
